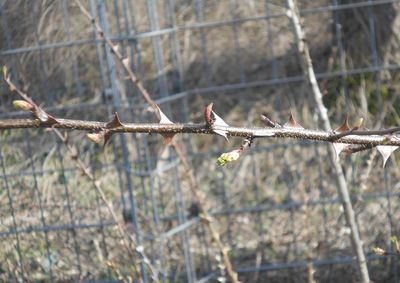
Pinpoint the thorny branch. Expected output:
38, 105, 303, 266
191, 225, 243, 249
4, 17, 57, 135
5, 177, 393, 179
1, 117, 400, 147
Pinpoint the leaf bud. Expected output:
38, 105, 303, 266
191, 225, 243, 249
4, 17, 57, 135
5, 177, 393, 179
86, 132, 104, 143
13, 100, 33, 111
216, 150, 240, 166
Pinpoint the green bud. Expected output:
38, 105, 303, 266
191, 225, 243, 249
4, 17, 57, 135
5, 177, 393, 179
2, 65, 8, 76
216, 150, 240, 167
13, 100, 33, 111
355, 118, 364, 129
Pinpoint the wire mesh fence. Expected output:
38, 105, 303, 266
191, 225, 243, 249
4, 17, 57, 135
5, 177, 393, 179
1, 0, 400, 282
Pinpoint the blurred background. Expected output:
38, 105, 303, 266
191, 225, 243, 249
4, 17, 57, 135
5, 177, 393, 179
0, 0, 400, 282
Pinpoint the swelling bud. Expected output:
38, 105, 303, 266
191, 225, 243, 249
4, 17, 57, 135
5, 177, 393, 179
13, 100, 33, 111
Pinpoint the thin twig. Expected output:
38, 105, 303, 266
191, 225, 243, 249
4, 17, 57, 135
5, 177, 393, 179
74, 1, 240, 281
173, 142, 241, 283
286, 0, 370, 282
53, 130, 160, 282
74, 0, 160, 119
3, 71, 158, 283
329, 128, 357, 141
344, 144, 376, 154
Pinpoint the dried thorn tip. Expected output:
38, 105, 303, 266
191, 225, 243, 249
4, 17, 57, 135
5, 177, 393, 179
335, 114, 350, 132
284, 111, 303, 129
204, 103, 214, 126
204, 103, 229, 140
155, 106, 175, 143
106, 113, 123, 129
157, 106, 173, 124
332, 142, 349, 160
377, 145, 399, 167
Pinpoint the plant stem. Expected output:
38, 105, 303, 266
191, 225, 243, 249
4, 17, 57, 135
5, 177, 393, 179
1, 118, 399, 147
286, 0, 370, 282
